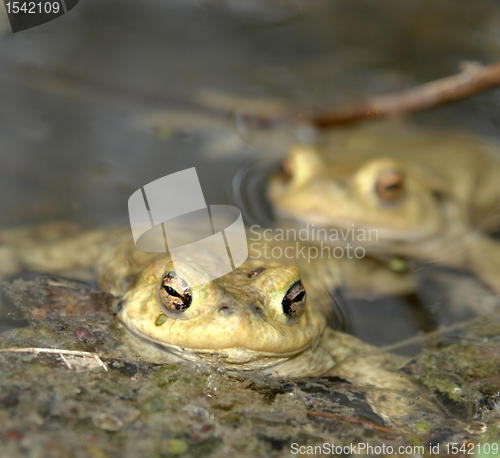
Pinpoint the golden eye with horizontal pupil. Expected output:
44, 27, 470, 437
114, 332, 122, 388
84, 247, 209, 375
159, 273, 192, 312
375, 170, 405, 203
282, 281, 306, 318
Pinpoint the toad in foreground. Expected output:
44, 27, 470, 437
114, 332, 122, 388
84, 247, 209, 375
2, 223, 441, 430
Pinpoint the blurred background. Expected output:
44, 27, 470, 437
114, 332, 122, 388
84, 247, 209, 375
1, 0, 500, 347
1, 0, 500, 227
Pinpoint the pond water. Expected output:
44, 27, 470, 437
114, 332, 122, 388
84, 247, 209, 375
1, 0, 500, 456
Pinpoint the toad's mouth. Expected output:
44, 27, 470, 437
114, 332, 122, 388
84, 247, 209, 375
123, 324, 316, 371
276, 211, 445, 244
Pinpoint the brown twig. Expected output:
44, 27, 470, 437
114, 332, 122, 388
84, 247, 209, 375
307, 410, 426, 440
311, 61, 500, 128
19, 61, 500, 130
0, 347, 109, 370
0, 347, 104, 357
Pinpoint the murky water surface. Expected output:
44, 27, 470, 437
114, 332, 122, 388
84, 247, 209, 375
1, 0, 500, 455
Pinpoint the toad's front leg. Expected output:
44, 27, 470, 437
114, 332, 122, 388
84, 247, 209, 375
323, 329, 442, 431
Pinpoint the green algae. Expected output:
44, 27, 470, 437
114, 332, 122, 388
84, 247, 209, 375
404, 317, 500, 420
155, 314, 167, 327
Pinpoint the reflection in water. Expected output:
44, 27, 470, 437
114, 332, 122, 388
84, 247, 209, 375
232, 158, 277, 227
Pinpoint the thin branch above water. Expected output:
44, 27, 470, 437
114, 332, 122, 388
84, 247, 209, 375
19, 60, 500, 131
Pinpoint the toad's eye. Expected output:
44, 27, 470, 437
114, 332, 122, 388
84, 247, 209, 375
282, 281, 306, 318
279, 157, 293, 183
376, 170, 405, 203
159, 273, 192, 313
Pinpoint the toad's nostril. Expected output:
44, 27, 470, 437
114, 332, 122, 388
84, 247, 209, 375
218, 304, 233, 314
251, 306, 264, 315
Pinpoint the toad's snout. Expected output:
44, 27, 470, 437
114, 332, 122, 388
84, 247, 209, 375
218, 303, 234, 315
217, 300, 265, 318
